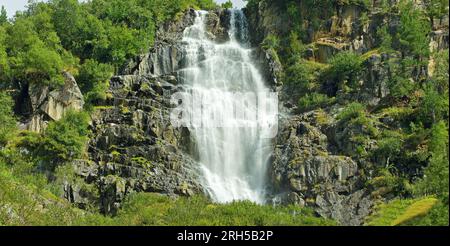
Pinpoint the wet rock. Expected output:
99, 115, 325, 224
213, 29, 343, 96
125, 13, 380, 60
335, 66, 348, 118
205, 9, 230, 43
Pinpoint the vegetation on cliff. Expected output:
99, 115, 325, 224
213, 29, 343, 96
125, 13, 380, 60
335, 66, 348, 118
247, 0, 448, 225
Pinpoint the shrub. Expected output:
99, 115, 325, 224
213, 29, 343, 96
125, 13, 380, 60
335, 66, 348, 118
372, 130, 405, 165
397, 0, 430, 58
388, 76, 416, 98
76, 59, 113, 93
40, 110, 90, 169
221, 0, 233, 8
414, 121, 449, 201
285, 59, 327, 96
418, 84, 449, 126
298, 93, 335, 112
262, 34, 280, 50
327, 51, 363, 91
337, 102, 366, 121
0, 92, 16, 145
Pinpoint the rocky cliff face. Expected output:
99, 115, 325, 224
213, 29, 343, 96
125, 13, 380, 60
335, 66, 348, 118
68, 74, 202, 214
17, 72, 85, 133
271, 109, 373, 225
245, 0, 448, 225
244, 1, 378, 225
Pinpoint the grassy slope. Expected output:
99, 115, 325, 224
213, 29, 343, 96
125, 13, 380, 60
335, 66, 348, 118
0, 161, 336, 226
366, 197, 448, 226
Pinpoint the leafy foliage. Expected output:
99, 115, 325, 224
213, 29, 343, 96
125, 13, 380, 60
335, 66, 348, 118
40, 110, 90, 169
414, 121, 449, 201
326, 51, 363, 91
221, 0, 233, 8
397, 0, 430, 59
77, 59, 113, 105
0, 92, 16, 145
298, 93, 335, 112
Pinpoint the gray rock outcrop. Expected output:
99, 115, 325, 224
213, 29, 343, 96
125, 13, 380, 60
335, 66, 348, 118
271, 111, 373, 225
19, 72, 84, 133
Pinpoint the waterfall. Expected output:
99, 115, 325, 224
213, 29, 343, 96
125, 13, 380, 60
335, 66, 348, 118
176, 10, 275, 204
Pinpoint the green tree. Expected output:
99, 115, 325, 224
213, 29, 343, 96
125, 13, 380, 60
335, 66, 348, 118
0, 26, 9, 83
0, 6, 7, 25
6, 18, 65, 85
388, 75, 416, 98
397, 0, 430, 59
286, 31, 306, 64
327, 51, 363, 90
422, 0, 449, 27
41, 110, 90, 169
415, 121, 449, 201
51, 0, 84, 53
419, 84, 449, 126
285, 60, 324, 95
105, 24, 143, 68
377, 26, 393, 52
221, 1, 233, 8
77, 59, 113, 105
0, 91, 16, 145
431, 49, 449, 94
77, 59, 113, 93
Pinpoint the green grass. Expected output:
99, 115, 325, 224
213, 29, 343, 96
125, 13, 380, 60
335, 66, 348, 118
360, 49, 381, 61
391, 198, 438, 225
0, 160, 336, 226
79, 193, 337, 226
0, 161, 84, 225
366, 197, 446, 226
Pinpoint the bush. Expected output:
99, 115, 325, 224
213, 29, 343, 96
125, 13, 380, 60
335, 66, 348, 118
40, 110, 90, 169
414, 121, 449, 201
76, 59, 113, 105
221, 0, 233, 8
418, 84, 449, 126
0, 92, 16, 145
285, 59, 327, 97
77, 59, 113, 93
298, 93, 335, 112
372, 130, 405, 165
327, 51, 363, 91
397, 0, 430, 58
388, 76, 416, 98
337, 102, 366, 121
262, 34, 280, 50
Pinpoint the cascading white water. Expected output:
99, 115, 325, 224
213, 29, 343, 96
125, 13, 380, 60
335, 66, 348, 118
177, 10, 274, 204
